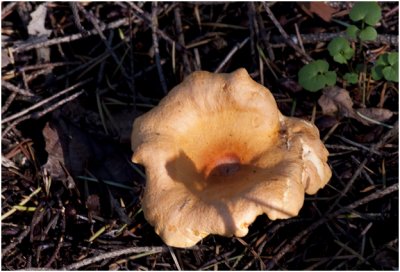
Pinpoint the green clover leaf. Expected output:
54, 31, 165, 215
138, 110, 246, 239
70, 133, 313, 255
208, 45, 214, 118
382, 66, 398, 82
387, 52, 398, 65
349, 2, 382, 26
343, 73, 358, 84
346, 25, 359, 40
372, 52, 399, 82
298, 60, 337, 92
327, 37, 355, 64
359, 26, 378, 41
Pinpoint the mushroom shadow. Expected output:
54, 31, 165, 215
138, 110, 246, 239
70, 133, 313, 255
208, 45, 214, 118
165, 150, 297, 238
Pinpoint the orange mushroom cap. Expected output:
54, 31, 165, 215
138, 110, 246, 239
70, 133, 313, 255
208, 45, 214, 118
131, 68, 331, 248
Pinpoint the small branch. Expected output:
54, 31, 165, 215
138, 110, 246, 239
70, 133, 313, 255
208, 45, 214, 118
327, 122, 398, 213
11, 18, 130, 53
151, 2, 168, 94
2, 78, 91, 124
272, 33, 398, 48
76, 4, 134, 91
214, 37, 250, 73
263, 3, 313, 62
1, 92, 17, 114
1, 187, 42, 221
2, 80, 36, 97
69, 2, 87, 35
2, 90, 85, 136
128, 2, 187, 53
2, 226, 31, 257
174, 5, 192, 76
63, 246, 166, 270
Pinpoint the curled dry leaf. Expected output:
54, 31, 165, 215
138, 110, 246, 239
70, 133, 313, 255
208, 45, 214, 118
318, 86, 358, 119
318, 86, 394, 126
356, 108, 393, 123
42, 122, 77, 190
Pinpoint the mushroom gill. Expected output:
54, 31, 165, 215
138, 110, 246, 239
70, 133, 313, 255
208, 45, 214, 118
131, 68, 331, 248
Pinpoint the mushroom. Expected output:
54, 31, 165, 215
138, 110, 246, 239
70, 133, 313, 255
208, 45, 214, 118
131, 68, 331, 248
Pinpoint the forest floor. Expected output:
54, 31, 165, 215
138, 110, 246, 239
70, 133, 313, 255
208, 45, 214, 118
1, 2, 398, 270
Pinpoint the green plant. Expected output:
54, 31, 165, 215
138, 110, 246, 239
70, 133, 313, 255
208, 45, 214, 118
298, 2, 398, 92
348, 2, 381, 41
343, 72, 358, 84
371, 52, 399, 82
298, 60, 337, 92
328, 37, 354, 64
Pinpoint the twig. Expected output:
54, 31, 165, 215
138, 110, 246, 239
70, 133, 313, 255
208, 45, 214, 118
128, 2, 187, 52
76, 4, 134, 91
2, 90, 85, 137
214, 37, 250, 73
265, 183, 399, 269
263, 3, 313, 62
69, 2, 87, 35
1, 187, 42, 221
19, 61, 80, 72
168, 246, 182, 271
1, 226, 31, 257
2, 80, 36, 97
133, 59, 167, 79
336, 135, 383, 156
2, 78, 91, 124
95, 32, 112, 135
63, 246, 166, 270
1, 92, 17, 114
45, 198, 66, 268
174, 4, 192, 76
1, 2, 16, 19
272, 33, 398, 48
294, 23, 305, 54
11, 18, 130, 53
151, 2, 168, 94
327, 122, 398, 213
247, 2, 258, 72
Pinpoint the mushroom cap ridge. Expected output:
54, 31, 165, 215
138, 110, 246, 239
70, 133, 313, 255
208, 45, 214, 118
131, 68, 331, 248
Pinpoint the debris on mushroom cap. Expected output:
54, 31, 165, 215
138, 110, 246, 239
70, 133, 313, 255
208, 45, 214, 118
131, 68, 332, 248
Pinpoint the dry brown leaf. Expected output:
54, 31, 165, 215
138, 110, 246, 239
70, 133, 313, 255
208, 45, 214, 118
299, 2, 338, 22
356, 108, 394, 123
42, 122, 78, 191
318, 87, 394, 127
318, 86, 371, 125
318, 86, 356, 118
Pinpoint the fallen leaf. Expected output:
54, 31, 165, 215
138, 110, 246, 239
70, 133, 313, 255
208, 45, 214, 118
356, 107, 393, 123
42, 122, 77, 190
318, 86, 357, 118
299, 2, 338, 22
318, 87, 394, 127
